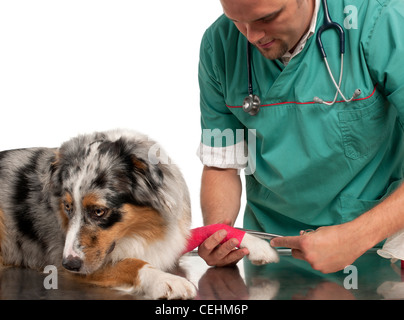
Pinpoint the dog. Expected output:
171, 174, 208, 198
0, 129, 278, 299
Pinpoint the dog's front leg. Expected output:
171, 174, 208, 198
84, 258, 197, 300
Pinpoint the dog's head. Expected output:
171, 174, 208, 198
52, 131, 169, 274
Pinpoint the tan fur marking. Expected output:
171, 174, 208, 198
58, 193, 71, 231
65, 192, 73, 204
84, 258, 147, 288
58, 203, 69, 231
119, 204, 166, 242
131, 155, 148, 171
51, 150, 60, 167
79, 226, 104, 268
79, 205, 166, 272
82, 193, 104, 208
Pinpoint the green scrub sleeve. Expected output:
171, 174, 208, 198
365, 0, 404, 125
198, 30, 247, 169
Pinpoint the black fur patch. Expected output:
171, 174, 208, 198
98, 138, 128, 158
90, 170, 108, 189
99, 209, 122, 229
12, 150, 44, 242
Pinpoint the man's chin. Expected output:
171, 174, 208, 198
255, 41, 289, 61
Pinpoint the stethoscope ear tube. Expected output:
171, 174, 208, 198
316, 22, 346, 58
242, 0, 360, 114
318, 0, 345, 57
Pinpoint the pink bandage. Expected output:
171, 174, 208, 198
182, 224, 246, 254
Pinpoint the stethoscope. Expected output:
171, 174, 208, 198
243, 0, 362, 116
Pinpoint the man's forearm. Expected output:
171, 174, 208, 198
271, 181, 404, 273
198, 166, 248, 267
200, 166, 242, 226
352, 181, 404, 250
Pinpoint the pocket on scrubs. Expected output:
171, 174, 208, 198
339, 178, 403, 223
338, 98, 389, 160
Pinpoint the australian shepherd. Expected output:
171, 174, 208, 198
0, 129, 277, 299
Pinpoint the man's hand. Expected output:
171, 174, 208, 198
198, 265, 249, 299
198, 229, 249, 267
199, 166, 244, 267
270, 224, 369, 274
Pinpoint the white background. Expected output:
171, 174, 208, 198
0, 0, 245, 228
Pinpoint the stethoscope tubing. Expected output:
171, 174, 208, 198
247, 41, 254, 96
243, 0, 360, 113
317, 0, 345, 57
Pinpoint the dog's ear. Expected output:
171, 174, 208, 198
47, 149, 65, 199
130, 153, 176, 214
131, 155, 148, 173
50, 150, 60, 174
131, 154, 164, 189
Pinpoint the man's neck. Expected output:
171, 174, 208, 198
289, 0, 316, 54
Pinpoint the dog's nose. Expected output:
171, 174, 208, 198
62, 255, 83, 272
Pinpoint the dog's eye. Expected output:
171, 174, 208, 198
64, 202, 73, 215
92, 207, 107, 218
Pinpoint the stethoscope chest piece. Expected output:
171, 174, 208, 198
243, 94, 261, 116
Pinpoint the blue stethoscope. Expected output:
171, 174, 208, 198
243, 0, 362, 116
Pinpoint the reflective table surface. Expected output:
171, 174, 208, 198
0, 249, 402, 300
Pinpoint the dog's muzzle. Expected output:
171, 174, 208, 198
62, 255, 83, 272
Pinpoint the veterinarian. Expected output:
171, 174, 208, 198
197, 0, 404, 273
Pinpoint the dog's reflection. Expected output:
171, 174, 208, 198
0, 266, 140, 300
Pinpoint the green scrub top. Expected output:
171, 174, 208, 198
198, 0, 404, 237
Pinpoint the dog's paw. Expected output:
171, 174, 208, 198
149, 273, 196, 300
240, 233, 279, 265
141, 266, 197, 300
